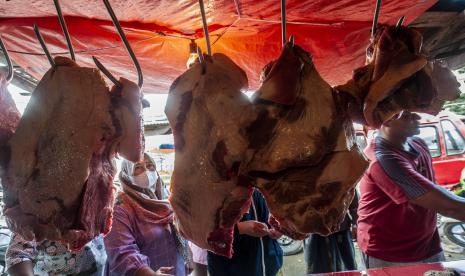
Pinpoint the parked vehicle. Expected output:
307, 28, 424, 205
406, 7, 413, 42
438, 168, 465, 249
366, 111, 465, 188
278, 235, 304, 256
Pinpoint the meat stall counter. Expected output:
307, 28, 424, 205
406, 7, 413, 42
309, 260, 465, 276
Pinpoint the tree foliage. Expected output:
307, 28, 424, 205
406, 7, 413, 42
445, 67, 465, 115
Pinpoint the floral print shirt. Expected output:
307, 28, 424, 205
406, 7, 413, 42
6, 233, 106, 276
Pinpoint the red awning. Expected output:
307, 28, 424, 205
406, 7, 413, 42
0, 0, 436, 93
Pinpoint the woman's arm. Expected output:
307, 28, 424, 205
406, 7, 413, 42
104, 205, 154, 275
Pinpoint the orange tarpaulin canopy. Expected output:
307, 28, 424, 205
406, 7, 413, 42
0, 0, 436, 93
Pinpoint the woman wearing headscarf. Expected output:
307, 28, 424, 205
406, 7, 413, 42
104, 153, 191, 276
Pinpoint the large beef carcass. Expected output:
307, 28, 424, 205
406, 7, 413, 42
336, 25, 461, 128
241, 43, 368, 238
165, 54, 256, 257
0, 57, 142, 250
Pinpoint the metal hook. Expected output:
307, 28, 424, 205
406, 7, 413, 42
92, 56, 121, 88
281, 0, 287, 47
197, 46, 204, 64
53, 0, 75, 61
198, 0, 212, 56
0, 35, 13, 82
371, 0, 382, 37
33, 24, 55, 68
396, 16, 405, 30
102, 0, 143, 88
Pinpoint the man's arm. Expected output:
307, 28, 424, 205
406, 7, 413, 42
412, 185, 465, 221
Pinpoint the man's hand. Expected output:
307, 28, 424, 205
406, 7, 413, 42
268, 228, 283, 239
8, 261, 34, 276
237, 221, 269, 237
351, 225, 357, 241
135, 266, 174, 276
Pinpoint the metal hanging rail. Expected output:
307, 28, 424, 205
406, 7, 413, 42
281, 0, 287, 46
0, 35, 13, 82
33, 24, 56, 68
53, 0, 76, 61
371, 0, 382, 36
198, 0, 212, 56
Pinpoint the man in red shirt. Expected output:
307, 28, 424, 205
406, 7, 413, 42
357, 111, 465, 268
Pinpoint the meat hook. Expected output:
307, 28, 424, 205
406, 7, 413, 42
198, 0, 212, 56
281, 0, 287, 47
33, 24, 56, 68
92, 56, 121, 88
0, 35, 13, 82
396, 16, 405, 30
371, 0, 382, 37
94, 0, 143, 89
53, 0, 75, 61
289, 35, 294, 47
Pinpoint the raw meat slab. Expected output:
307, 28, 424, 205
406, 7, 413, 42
1, 58, 142, 249
242, 43, 368, 237
165, 54, 256, 257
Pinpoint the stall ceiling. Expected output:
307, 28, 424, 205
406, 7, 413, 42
0, 0, 437, 93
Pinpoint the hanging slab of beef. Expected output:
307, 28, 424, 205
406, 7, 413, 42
165, 54, 256, 258
241, 43, 369, 238
336, 25, 461, 128
0, 73, 20, 147
0, 57, 142, 250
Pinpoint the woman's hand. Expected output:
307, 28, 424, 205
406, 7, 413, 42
135, 266, 174, 276
155, 267, 175, 276
237, 221, 269, 237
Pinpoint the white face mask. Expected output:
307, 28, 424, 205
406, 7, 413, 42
131, 170, 158, 189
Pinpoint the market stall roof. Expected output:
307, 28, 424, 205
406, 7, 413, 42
0, 0, 438, 93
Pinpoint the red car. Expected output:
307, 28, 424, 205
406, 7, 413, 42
364, 111, 465, 188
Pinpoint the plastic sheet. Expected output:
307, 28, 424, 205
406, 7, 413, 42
0, 0, 436, 93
